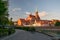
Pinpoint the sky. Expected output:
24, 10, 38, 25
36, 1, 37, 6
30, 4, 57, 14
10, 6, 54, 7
9, 0, 60, 21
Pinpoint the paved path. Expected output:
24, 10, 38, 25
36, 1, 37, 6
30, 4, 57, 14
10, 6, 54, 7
1, 29, 52, 40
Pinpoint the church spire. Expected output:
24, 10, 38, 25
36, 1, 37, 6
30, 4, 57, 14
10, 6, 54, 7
35, 8, 39, 16
36, 8, 38, 14
35, 9, 40, 20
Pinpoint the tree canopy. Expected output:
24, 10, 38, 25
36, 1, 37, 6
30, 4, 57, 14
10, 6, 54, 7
55, 21, 60, 26
0, 0, 9, 25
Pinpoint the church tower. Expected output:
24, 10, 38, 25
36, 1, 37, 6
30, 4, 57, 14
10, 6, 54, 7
35, 10, 40, 21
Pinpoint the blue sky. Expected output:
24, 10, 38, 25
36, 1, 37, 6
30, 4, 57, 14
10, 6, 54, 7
9, 0, 60, 21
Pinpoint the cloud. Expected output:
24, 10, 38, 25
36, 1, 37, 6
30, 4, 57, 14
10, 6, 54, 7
39, 11, 47, 17
26, 12, 31, 15
25, 11, 47, 17
12, 8, 21, 12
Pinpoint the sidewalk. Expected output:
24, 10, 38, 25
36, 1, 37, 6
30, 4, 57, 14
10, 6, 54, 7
1, 29, 52, 40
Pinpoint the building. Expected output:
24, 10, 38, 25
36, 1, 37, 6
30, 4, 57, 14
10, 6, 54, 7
17, 11, 54, 27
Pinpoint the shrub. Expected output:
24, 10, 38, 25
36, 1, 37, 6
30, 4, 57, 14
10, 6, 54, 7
55, 21, 60, 26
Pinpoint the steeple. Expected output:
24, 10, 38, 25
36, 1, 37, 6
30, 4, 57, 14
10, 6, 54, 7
35, 8, 38, 14
35, 9, 40, 20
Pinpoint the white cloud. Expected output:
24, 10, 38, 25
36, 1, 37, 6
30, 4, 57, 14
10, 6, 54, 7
25, 11, 47, 17
12, 8, 21, 12
26, 12, 31, 15
39, 11, 47, 17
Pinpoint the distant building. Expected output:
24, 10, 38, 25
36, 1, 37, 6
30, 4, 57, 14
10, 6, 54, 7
33, 20, 53, 26
17, 18, 26, 26
16, 10, 55, 27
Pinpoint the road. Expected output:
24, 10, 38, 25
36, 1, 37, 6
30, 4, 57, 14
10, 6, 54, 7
1, 29, 52, 40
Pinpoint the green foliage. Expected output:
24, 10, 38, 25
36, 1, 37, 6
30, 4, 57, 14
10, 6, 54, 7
0, 27, 15, 37
16, 27, 35, 31
0, 0, 9, 25
8, 21, 14, 25
0, 0, 8, 16
8, 18, 14, 26
56, 31, 60, 34
55, 21, 60, 26
0, 17, 9, 25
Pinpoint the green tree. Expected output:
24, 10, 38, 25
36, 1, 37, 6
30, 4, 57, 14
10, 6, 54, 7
0, 0, 9, 25
55, 21, 60, 26
8, 18, 14, 25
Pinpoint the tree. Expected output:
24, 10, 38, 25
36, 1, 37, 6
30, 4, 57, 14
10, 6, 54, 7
55, 21, 60, 26
9, 18, 14, 25
0, 0, 9, 25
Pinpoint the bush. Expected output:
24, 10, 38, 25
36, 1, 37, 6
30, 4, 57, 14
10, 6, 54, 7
16, 27, 35, 32
28, 27, 35, 31
0, 27, 15, 37
55, 21, 60, 26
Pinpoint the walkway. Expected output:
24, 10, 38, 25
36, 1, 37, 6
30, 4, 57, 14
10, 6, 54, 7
1, 29, 52, 40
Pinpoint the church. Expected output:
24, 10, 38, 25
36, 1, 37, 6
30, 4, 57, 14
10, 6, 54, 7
17, 11, 54, 27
